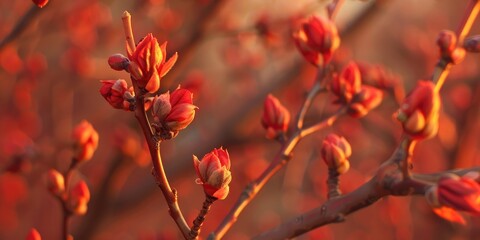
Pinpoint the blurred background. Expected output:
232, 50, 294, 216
1, 0, 480, 239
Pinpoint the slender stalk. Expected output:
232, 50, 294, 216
296, 68, 327, 130
133, 84, 190, 239
189, 195, 217, 239
60, 159, 77, 240
122, 11, 136, 54
300, 107, 346, 137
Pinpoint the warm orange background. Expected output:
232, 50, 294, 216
1, 0, 480, 239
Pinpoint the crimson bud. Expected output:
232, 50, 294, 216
72, 120, 99, 162
261, 94, 290, 139
68, 180, 90, 215
46, 169, 65, 196
99, 79, 134, 111
193, 148, 232, 200
396, 81, 440, 140
321, 134, 351, 174
293, 16, 340, 67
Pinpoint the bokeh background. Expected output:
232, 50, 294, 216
1, 0, 480, 239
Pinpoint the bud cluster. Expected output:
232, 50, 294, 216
330, 62, 384, 118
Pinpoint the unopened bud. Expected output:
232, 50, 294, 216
331, 62, 362, 103
193, 147, 232, 200
396, 81, 440, 140
464, 35, 480, 52
32, 0, 48, 8
72, 120, 99, 162
437, 30, 457, 56
108, 54, 129, 71
46, 169, 65, 196
321, 134, 351, 174
152, 92, 172, 122
261, 94, 290, 139
68, 180, 90, 215
25, 228, 41, 240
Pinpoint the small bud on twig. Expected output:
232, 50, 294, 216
293, 16, 340, 67
193, 147, 232, 200
72, 120, 99, 162
68, 180, 91, 215
46, 169, 65, 196
396, 81, 440, 140
261, 94, 290, 139
108, 54, 130, 71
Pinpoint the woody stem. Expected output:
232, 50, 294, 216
189, 195, 217, 239
327, 168, 341, 199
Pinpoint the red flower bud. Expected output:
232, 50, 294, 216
68, 180, 90, 215
193, 147, 232, 200
396, 81, 440, 140
25, 228, 41, 240
426, 174, 480, 220
32, 0, 48, 8
72, 120, 99, 162
436, 30, 465, 64
99, 79, 134, 111
108, 54, 129, 71
331, 62, 362, 103
46, 169, 64, 196
152, 88, 197, 132
347, 86, 383, 118
293, 16, 340, 66
321, 134, 351, 174
126, 34, 178, 93
437, 30, 457, 56
261, 94, 290, 139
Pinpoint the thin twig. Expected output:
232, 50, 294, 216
296, 68, 327, 130
189, 195, 217, 239
0, 6, 41, 51
60, 159, 77, 240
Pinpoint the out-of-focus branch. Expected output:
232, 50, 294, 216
0, 6, 41, 51
253, 146, 480, 239
165, 0, 227, 89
